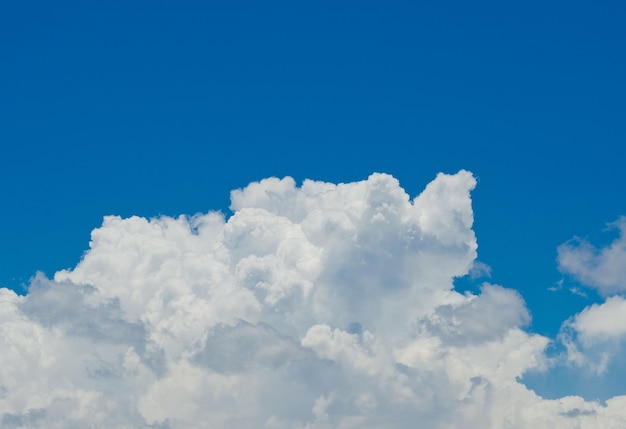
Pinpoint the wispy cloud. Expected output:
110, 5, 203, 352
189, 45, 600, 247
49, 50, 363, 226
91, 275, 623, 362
469, 260, 492, 280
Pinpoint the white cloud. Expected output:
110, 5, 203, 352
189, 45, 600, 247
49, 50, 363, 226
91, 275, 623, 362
554, 217, 626, 376
469, 260, 492, 279
557, 217, 626, 295
1, 171, 625, 428
559, 296, 626, 374
570, 297, 626, 342
569, 287, 588, 298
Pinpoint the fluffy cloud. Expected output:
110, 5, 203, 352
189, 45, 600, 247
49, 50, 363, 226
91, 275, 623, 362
558, 217, 626, 295
1, 171, 625, 428
556, 217, 626, 376
559, 295, 626, 375
568, 296, 626, 344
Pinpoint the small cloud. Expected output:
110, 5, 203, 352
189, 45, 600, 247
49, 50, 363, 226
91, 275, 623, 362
557, 216, 626, 295
469, 260, 492, 280
548, 278, 564, 292
558, 295, 626, 375
569, 287, 588, 298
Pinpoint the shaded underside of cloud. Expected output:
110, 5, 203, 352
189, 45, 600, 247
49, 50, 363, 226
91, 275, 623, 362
1, 171, 625, 428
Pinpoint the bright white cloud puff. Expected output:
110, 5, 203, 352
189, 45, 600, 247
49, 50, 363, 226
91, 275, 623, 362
1, 171, 626, 428
559, 295, 626, 375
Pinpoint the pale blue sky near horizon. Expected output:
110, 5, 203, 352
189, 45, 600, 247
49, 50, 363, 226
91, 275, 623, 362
1, 1, 625, 400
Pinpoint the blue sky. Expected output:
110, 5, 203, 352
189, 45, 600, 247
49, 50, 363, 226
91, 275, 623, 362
1, 2, 626, 425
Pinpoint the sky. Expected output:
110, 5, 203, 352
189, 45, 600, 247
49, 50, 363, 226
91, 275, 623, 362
1, 1, 626, 427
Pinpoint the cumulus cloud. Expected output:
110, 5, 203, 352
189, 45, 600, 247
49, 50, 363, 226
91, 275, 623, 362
557, 217, 626, 295
554, 217, 626, 376
559, 296, 626, 375
1, 171, 625, 428
569, 297, 626, 342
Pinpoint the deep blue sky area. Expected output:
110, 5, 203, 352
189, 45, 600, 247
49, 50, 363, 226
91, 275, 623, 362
1, 1, 625, 342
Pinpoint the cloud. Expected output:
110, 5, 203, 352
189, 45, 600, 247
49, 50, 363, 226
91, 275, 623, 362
468, 260, 492, 280
569, 297, 626, 342
553, 217, 626, 377
557, 217, 626, 295
559, 296, 626, 374
1, 171, 626, 428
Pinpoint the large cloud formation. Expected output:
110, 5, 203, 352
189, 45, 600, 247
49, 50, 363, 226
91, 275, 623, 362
1, 171, 625, 428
